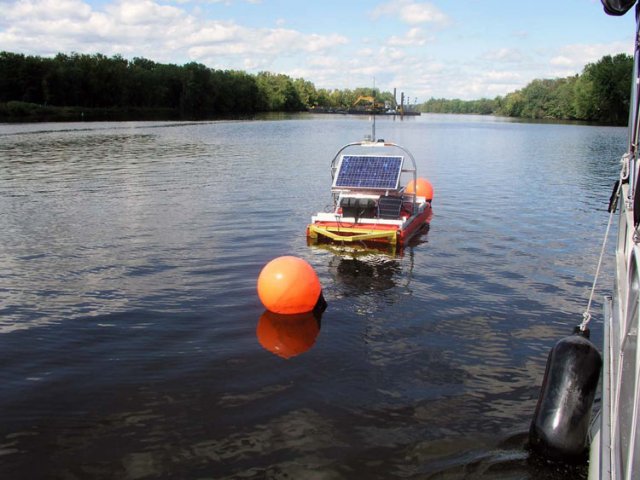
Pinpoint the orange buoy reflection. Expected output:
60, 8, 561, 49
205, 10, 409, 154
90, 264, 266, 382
256, 310, 321, 359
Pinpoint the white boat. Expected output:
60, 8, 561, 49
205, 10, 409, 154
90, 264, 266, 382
529, 2, 640, 478
590, 2, 640, 478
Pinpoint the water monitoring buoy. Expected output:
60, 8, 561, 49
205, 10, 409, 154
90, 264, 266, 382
529, 328, 602, 461
257, 256, 326, 314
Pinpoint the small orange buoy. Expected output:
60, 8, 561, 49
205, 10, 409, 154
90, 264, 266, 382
256, 311, 320, 359
257, 256, 322, 314
406, 177, 434, 201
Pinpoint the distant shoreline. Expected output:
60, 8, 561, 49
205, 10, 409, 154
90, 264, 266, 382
0, 102, 620, 127
0, 101, 423, 124
309, 107, 420, 116
0, 102, 186, 123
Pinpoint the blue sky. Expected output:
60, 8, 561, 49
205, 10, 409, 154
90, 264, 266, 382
0, 0, 636, 101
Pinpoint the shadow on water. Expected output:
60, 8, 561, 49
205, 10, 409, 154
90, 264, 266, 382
331, 254, 403, 295
413, 433, 588, 479
309, 224, 431, 299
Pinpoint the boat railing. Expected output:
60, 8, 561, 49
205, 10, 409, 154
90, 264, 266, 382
329, 140, 419, 217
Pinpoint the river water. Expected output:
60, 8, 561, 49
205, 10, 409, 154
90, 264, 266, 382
0, 114, 626, 479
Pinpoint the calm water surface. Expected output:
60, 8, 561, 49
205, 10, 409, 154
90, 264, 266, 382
0, 114, 626, 479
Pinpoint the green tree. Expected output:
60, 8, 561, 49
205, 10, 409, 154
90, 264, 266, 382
579, 54, 632, 123
180, 62, 214, 117
255, 72, 305, 111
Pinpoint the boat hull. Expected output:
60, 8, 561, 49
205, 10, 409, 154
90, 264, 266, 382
307, 203, 432, 247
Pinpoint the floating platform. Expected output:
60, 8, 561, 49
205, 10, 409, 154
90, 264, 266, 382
306, 139, 433, 251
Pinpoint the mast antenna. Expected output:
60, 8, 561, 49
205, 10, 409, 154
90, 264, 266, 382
372, 77, 376, 141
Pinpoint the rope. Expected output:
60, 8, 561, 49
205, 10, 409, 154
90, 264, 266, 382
580, 179, 622, 331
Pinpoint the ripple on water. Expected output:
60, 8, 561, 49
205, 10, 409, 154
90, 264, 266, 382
0, 117, 623, 479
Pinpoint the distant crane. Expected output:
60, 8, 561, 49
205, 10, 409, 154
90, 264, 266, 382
352, 95, 386, 112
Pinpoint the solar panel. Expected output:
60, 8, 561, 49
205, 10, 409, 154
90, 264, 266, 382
333, 155, 403, 190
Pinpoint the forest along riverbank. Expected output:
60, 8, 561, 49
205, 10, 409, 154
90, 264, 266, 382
0, 51, 632, 124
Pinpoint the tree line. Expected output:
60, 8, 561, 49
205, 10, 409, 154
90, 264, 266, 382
0, 51, 399, 121
0, 51, 634, 124
419, 53, 633, 125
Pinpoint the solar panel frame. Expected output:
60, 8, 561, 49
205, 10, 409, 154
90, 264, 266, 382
332, 154, 404, 191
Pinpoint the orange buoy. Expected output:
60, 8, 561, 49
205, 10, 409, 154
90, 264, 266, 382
257, 256, 322, 314
406, 177, 434, 200
256, 311, 320, 359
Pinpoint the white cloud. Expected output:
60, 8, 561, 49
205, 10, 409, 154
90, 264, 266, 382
371, 0, 449, 26
387, 59, 529, 101
482, 70, 522, 83
356, 47, 375, 57
307, 55, 342, 68
0, 0, 348, 68
549, 41, 632, 72
379, 46, 407, 61
388, 27, 429, 46
183, 22, 241, 44
110, 0, 184, 25
161, 0, 259, 4
186, 28, 347, 60
401, 2, 448, 25
5, 0, 92, 21
483, 48, 528, 64
304, 33, 349, 53
549, 56, 574, 67
243, 56, 269, 70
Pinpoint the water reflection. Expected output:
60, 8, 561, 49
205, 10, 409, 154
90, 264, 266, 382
331, 255, 402, 295
0, 117, 623, 480
309, 226, 428, 303
256, 310, 322, 359
412, 435, 587, 479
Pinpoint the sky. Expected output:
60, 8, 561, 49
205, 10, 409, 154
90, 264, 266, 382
0, 0, 637, 101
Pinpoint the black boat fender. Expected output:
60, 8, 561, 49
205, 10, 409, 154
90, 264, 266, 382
529, 328, 602, 461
